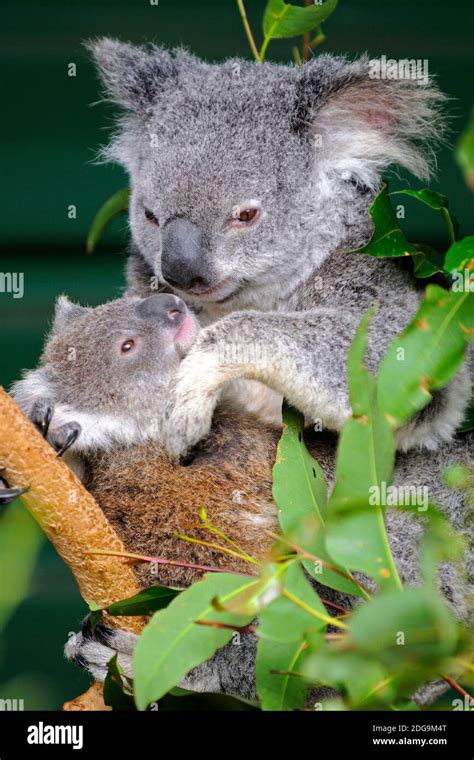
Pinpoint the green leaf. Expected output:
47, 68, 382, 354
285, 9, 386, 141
306, 585, 463, 706
349, 587, 461, 684
256, 638, 308, 711
377, 284, 474, 428
262, 0, 338, 39
107, 586, 181, 617
86, 187, 130, 254
88, 601, 103, 630
329, 309, 396, 511
133, 573, 255, 710
103, 655, 136, 711
256, 565, 326, 711
273, 405, 366, 598
350, 183, 418, 258
212, 562, 284, 616
326, 309, 400, 591
258, 563, 328, 644
304, 647, 393, 707
390, 188, 459, 244
411, 243, 444, 279
0, 503, 43, 633
444, 236, 474, 275
443, 463, 470, 490
455, 109, 474, 191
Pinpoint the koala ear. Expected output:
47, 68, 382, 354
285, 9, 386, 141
85, 37, 177, 112
52, 296, 89, 332
294, 55, 446, 188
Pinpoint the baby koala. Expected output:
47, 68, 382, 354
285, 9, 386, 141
13, 294, 199, 468
11, 293, 285, 586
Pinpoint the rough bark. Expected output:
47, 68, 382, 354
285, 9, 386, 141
0, 387, 146, 710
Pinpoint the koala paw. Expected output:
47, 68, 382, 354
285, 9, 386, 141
65, 617, 138, 682
163, 350, 221, 461
21, 396, 81, 456
164, 399, 216, 462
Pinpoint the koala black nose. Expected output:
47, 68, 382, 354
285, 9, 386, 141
136, 294, 186, 325
161, 218, 212, 293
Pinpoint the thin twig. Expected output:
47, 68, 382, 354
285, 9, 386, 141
283, 589, 348, 630
236, 0, 261, 62
174, 533, 259, 564
194, 620, 257, 635
86, 549, 257, 577
440, 673, 474, 705
303, 0, 313, 62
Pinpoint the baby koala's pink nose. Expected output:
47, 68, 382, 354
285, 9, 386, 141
135, 294, 187, 325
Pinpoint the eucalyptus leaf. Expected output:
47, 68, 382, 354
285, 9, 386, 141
256, 564, 327, 710
349, 183, 418, 258
349, 586, 461, 676
411, 243, 444, 279
390, 188, 459, 243
273, 405, 367, 598
326, 309, 400, 591
262, 0, 338, 40
133, 573, 255, 709
103, 655, 136, 711
304, 646, 393, 707
455, 109, 474, 191
107, 586, 181, 617
443, 236, 474, 275
86, 187, 130, 254
212, 562, 284, 616
377, 285, 474, 428
258, 563, 328, 644
256, 638, 309, 711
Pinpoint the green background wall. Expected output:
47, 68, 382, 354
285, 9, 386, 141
0, 0, 472, 709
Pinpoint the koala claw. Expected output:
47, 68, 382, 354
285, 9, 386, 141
55, 424, 81, 457
30, 399, 54, 438
0, 485, 28, 505
0, 468, 28, 505
26, 399, 81, 456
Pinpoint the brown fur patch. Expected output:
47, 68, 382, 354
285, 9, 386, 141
86, 411, 337, 589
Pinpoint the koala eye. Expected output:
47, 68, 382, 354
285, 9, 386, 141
230, 204, 261, 228
144, 208, 159, 226
121, 339, 136, 353
238, 208, 259, 223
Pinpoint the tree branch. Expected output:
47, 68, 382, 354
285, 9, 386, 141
0, 387, 146, 709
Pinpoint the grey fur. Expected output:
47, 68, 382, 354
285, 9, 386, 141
84, 38, 468, 458
11, 40, 473, 708
13, 296, 472, 708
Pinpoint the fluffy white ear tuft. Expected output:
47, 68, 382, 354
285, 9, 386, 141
85, 37, 177, 113
52, 296, 89, 333
305, 60, 447, 191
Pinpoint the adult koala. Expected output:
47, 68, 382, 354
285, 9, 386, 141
83, 38, 469, 459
